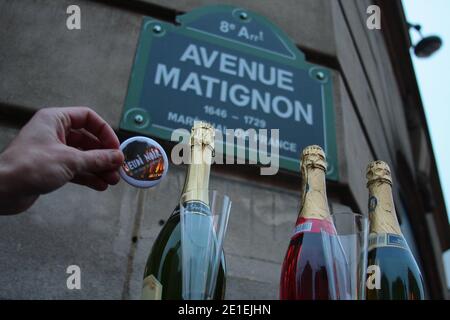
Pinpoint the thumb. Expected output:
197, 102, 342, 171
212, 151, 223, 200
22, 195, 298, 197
76, 149, 124, 174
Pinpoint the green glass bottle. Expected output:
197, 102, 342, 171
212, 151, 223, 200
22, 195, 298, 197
365, 161, 425, 300
141, 122, 226, 300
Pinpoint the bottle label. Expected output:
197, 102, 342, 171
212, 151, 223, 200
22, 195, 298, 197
368, 233, 408, 251
184, 200, 210, 216
141, 274, 163, 300
292, 217, 336, 238
293, 222, 313, 234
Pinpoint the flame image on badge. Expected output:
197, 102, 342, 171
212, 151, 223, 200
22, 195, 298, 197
119, 136, 169, 188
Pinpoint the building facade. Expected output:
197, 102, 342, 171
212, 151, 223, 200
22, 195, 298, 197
0, 0, 448, 299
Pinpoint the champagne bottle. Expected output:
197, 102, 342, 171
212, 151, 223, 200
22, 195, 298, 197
280, 145, 345, 300
141, 122, 226, 300
365, 160, 425, 300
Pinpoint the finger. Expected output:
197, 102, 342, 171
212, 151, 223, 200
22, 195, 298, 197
66, 129, 102, 150
60, 107, 120, 149
97, 170, 121, 186
74, 149, 124, 174
71, 173, 108, 191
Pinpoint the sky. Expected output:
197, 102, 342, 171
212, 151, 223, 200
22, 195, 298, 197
402, 0, 450, 289
402, 0, 450, 222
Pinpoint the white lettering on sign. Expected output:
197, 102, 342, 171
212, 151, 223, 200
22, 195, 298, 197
180, 72, 202, 95
153, 44, 316, 124
179, 44, 293, 90
219, 21, 265, 43
154, 64, 180, 88
220, 53, 238, 76
238, 26, 249, 39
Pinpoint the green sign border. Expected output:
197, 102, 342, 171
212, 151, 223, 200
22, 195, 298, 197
120, 5, 338, 180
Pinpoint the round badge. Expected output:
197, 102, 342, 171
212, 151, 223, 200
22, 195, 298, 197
119, 136, 169, 188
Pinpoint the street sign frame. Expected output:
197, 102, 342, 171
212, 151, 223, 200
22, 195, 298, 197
120, 5, 338, 180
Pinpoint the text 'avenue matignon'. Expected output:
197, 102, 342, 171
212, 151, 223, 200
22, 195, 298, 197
154, 43, 315, 125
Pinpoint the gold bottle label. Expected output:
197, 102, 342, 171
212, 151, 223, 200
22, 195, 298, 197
181, 122, 214, 204
298, 146, 331, 220
141, 274, 162, 300
300, 168, 331, 220
366, 161, 402, 236
367, 182, 402, 235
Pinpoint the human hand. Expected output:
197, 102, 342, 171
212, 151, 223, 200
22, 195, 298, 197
0, 107, 124, 215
